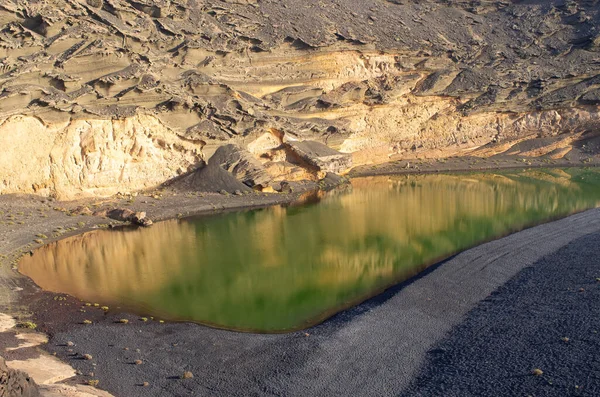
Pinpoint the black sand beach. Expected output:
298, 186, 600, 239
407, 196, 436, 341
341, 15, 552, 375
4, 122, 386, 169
404, 232, 600, 396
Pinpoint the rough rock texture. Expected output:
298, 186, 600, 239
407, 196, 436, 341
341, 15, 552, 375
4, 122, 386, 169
0, 357, 39, 397
169, 161, 254, 193
1, 0, 600, 198
287, 141, 353, 174
209, 144, 272, 188
103, 208, 153, 226
403, 232, 600, 396
0, 114, 202, 199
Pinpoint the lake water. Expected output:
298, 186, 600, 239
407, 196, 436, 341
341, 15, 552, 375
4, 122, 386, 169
19, 168, 600, 332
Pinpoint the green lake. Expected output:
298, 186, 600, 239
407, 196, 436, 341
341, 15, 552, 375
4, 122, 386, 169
19, 168, 600, 332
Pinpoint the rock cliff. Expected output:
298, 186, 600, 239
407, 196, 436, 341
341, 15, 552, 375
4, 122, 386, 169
1, 0, 599, 198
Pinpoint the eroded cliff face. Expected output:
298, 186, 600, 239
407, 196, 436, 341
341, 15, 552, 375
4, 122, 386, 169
0, 114, 201, 199
1, 0, 600, 199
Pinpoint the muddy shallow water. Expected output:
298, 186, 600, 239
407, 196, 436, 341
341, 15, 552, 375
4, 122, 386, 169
19, 168, 600, 332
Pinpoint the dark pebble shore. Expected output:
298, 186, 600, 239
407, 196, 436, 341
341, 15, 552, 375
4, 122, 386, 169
404, 232, 600, 397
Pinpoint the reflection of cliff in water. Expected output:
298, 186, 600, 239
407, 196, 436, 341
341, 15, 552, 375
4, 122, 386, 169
346, 169, 589, 242
19, 168, 600, 332
20, 221, 195, 301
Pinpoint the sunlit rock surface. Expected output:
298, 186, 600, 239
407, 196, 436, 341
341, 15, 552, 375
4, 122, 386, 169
1, 1, 600, 198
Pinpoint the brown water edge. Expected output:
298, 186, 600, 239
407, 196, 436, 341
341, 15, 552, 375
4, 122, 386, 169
17, 168, 600, 334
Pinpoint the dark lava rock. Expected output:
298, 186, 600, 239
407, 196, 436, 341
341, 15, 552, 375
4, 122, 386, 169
580, 88, 600, 105
278, 181, 293, 194
319, 172, 347, 190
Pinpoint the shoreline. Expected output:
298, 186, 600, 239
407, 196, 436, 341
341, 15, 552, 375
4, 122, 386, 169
2, 158, 599, 320
5, 155, 594, 311
1, 159, 600, 395
402, 231, 600, 396
348, 154, 600, 178
26, 207, 600, 396
0, 184, 325, 396
3, 157, 597, 315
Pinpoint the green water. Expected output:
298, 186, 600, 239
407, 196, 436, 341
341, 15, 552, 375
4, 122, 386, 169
19, 168, 600, 332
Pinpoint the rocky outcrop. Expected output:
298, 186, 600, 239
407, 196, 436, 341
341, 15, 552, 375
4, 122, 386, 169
90, 208, 153, 226
0, 114, 203, 199
0, 1, 599, 199
105, 209, 152, 226
209, 144, 272, 189
286, 141, 352, 174
0, 357, 39, 397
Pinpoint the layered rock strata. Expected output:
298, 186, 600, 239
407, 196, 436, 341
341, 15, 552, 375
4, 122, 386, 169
0, 0, 599, 199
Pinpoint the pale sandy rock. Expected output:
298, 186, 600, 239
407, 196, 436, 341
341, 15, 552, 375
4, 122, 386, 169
6, 334, 48, 352
287, 141, 353, 174
247, 133, 282, 156
5, 356, 74, 386
0, 114, 203, 200
0, 314, 16, 333
39, 384, 113, 397
0, 356, 40, 397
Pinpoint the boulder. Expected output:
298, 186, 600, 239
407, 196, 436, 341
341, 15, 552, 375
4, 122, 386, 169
286, 141, 352, 174
100, 209, 153, 226
319, 172, 346, 190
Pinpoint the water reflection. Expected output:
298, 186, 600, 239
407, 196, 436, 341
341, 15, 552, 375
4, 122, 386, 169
19, 168, 600, 332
